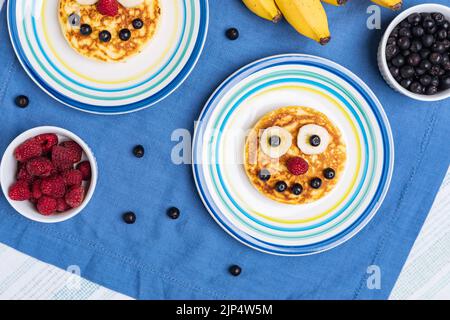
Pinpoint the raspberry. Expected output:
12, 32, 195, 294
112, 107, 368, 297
16, 162, 33, 184
51, 146, 77, 171
8, 180, 31, 201
41, 175, 66, 198
97, 0, 119, 17
26, 157, 55, 177
62, 169, 83, 187
60, 141, 82, 163
14, 138, 42, 162
32, 179, 43, 199
76, 161, 91, 180
36, 196, 57, 216
65, 186, 85, 208
35, 133, 58, 153
56, 198, 70, 212
286, 157, 309, 175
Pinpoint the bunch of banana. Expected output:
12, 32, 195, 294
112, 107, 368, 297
241, 0, 403, 45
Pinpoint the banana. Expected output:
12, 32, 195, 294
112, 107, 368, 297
118, 0, 145, 8
274, 0, 331, 45
371, 0, 402, 10
297, 125, 331, 155
260, 127, 292, 158
242, 0, 282, 23
321, 0, 347, 6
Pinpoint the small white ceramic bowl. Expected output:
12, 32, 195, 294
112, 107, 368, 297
378, 3, 450, 101
0, 126, 98, 223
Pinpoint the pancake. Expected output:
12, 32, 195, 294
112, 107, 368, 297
58, 0, 161, 62
244, 106, 347, 205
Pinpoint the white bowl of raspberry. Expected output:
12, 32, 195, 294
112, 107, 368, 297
0, 126, 98, 223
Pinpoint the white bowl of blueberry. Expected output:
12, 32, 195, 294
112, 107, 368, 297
378, 3, 450, 101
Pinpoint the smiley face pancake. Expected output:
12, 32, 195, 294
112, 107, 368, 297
58, 0, 161, 62
244, 106, 347, 205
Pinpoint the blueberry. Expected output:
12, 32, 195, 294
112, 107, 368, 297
119, 29, 131, 41
407, 53, 421, 66
122, 212, 136, 224
387, 37, 397, 45
443, 21, 450, 30
291, 183, 303, 196
268, 135, 281, 147
415, 67, 426, 76
420, 49, 431, 59
423, 19, 435, 29
310, 178, 322, 189
397, 37, 411, 50
275, 181, 287, 193
400, 78, 412, 89
422, 34, 435, 48
399, 27, 411, 38
426, 26, 437, 35
409, 40, 423, 53
426, 85, 438, 95
420, 59, 432, 70
412, 26, 425, 37
429, 65, 441, 76
385, 44, 398, 60
226, 28, 239, 40
389, 66, 400, 78
99, 30, 111, 42
15, 95, 29, 108
391, 26, 400, 38
442, 39, 450, 50
310, 135, 321, 147
419, 74, 432, 86
68, 13, 80, 27
400, 65, 415, 79
431, 76, 440, 87
323, 168, 336, 180
429, 52, 443, 65
167, 207, 180, 219
433, 13, 445, 25
437, 29, 448, 40
409, 82, 423, 94
132, 18, 144, 29
407, 13, 422, 25
258, 169, 271, 181
402, 50, 411, 57
133, 145, 145, 158
421, 13, 432, 20
400, 20, 411, 28
439, 75, 450, 90
80, 24, 92, 36
229, 265, 242, 276
443, 61, 450, 71
391, 55, 405, 67
432, 42, 446, 53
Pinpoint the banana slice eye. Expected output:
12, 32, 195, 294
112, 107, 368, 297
297, 124, 331, 155
260, 126, 292, 158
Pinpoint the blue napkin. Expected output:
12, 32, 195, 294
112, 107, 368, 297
1, 0, 449, 299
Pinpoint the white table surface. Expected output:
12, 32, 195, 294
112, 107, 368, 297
0, 0, 449, 300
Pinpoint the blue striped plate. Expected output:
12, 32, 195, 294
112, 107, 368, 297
7, 0, 208, 114
193, 54, 394, 256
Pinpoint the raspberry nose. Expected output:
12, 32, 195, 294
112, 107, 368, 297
286, 157, 309, 176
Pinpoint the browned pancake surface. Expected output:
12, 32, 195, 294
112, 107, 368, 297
59, 0, 161, 62
244, 106, 347, 205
